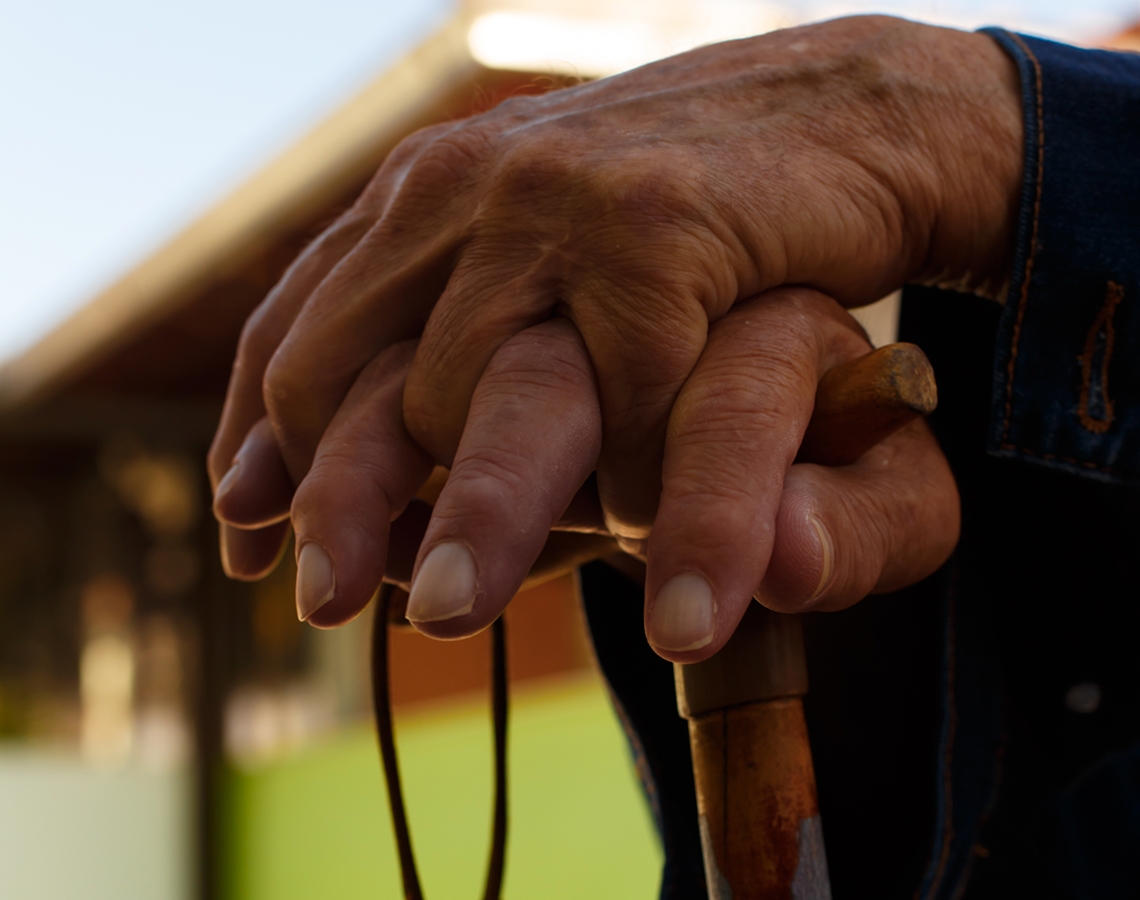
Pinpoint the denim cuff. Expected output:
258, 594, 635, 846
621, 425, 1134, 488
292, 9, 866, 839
980, 29, 1140, 482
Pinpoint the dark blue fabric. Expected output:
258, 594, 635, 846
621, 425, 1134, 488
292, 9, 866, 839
900, 288, 1140, 900
1056, 741, 1140, 899
982, 30, 1140, 482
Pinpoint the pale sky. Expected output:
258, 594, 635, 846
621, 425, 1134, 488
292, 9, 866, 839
1, 0, 1136, 365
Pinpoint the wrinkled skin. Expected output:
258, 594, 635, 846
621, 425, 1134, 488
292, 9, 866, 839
209, 15, 1019, 661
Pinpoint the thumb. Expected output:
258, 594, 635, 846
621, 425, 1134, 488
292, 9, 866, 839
758, 418, 960, 613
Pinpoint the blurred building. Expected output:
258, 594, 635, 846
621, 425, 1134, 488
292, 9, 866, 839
0, 4, 626, 897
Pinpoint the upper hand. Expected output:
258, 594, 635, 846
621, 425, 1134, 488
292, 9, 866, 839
207, 15, 1018, 574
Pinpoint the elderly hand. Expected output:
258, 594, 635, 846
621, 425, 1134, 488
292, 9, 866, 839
218, 288, 959, 662
207, 15, 1017, 579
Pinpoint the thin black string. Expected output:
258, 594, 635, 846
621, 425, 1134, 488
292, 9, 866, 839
483, 614, 508, 900
372, 584, 509, 900
372, 584, 423, 900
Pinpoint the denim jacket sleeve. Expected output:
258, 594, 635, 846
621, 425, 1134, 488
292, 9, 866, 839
979, 29, 1140, 482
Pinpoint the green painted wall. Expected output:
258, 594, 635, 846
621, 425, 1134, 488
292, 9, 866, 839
225, 676, 663, 899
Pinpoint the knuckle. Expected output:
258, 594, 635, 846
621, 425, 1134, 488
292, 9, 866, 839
473, 371, 576, 414
387, 121, 452, 165
366, 123, 465, 203
672, 411, 786, 463
433, 458, 545, 543
683, 366, 804, 428
234, 301, 276, 369
602, 166, 694, 225
261, 353, 310, 440
319, 208, 374, 252
261, 353, 293, 414
586, 305, 703, 407
484, 328, 593, 392
666, 474, 761, 516
752, 307, 822, 358
303, 447, 398, 510
409, 125, 493, 188
451, 452, 530, 496
491, 141, 574, 204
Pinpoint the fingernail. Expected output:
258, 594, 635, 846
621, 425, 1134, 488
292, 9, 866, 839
808, 515, 834, 602
406, 542, 477, 623
214, 461, 241, 505
648, 573, 716, 652
296, 543, 336, 621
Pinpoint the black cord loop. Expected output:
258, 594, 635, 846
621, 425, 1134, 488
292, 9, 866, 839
372, 583, 509, 900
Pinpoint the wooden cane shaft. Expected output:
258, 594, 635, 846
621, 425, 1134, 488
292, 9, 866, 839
689, 698, 828, 900
676, 602, 807, 718
681, 607, 830, 900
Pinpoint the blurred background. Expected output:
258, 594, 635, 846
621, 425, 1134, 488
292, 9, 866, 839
0, 1, 1137, 898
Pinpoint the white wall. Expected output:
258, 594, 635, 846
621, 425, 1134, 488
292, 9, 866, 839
0, 750, 191, 900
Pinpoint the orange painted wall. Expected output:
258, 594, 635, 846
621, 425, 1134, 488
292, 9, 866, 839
386, 574, 594, 709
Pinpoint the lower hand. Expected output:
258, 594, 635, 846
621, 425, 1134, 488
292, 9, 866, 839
220, 288, 959, 662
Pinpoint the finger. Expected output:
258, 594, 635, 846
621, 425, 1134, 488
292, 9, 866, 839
208, 212, 371, 490
208, 124, 447, 492
404, 258, 711, 542
644, 288, 870, 661
207, 216, 372, 579
580, 279, 710, 541
263, 123, 483, 483
405, 318, 602, 640
757, 418, 959, 612
209, 128, 448, 583
289, 341, 434, 628
212, 417, 293, 528
213, 414, 294, 580
219, 521, 291, 582
401, 256, 554, 465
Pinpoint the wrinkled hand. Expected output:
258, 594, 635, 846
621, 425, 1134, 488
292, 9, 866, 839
207, 15, 1018, 576
218, 288, 959, 662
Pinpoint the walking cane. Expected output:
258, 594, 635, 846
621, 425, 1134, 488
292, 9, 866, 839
373, 341, 936, 899
676, 342, 937, 899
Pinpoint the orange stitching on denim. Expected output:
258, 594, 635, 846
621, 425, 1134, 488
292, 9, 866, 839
1001, 34, 1045, 444
1077, 281, 1124, 434
998, 441, 1116, 474
995, 38, 1126, 476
